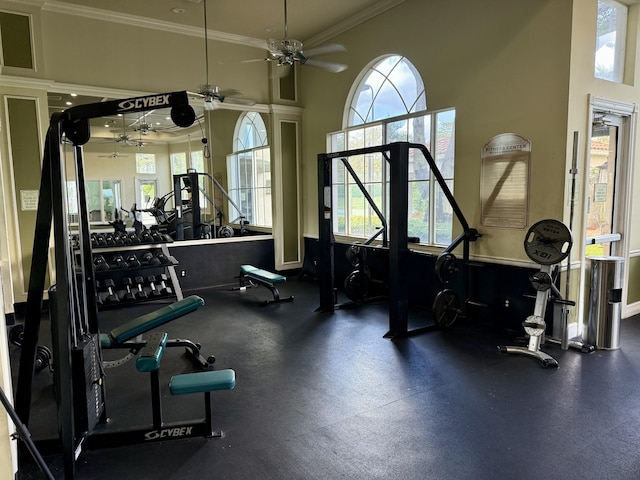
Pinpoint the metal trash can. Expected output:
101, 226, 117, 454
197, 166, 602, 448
585, 256, 624, 350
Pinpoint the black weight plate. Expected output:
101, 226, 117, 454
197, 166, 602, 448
344, 270, 370, 302
524, 219, 573, 265
345, 243, 367, 267
529, 271, 552, 291
435, 252, 458, 284
432, 289, 461, 329
9, 324, 24, 347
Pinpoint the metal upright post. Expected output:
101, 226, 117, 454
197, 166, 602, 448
189, 170, 201, 239
317, 153, 335, 312
386, 142, 410, 338
174, 174, 184, 240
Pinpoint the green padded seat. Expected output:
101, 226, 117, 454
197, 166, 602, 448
107, 295, 204, 345
169, 369, 236, 395
240, 265, 285, 284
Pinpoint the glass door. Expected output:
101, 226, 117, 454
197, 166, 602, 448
585, 113, 622, 256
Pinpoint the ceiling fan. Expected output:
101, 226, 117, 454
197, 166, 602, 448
132, 112, 157, 135
195, 0, 256, 110
250, 0, 349, 75
99, 134, 130, 158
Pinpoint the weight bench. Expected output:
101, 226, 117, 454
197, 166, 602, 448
99, 295, 214, 369
237, 264, 294, 305
86, 331, 235, 449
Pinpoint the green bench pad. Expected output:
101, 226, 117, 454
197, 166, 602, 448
104, 295, 205, 346
135, 332, 168, 372
241, 265, 285, 284
169, 369, 236, 395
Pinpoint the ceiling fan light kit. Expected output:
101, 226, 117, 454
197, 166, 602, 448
259, 0, 349, 73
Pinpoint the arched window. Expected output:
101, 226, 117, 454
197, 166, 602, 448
328, 55, 455, 245
227, 112, 272, 227
347, 55, 426, 126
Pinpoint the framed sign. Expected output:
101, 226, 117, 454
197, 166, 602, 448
480, 133, 530, 228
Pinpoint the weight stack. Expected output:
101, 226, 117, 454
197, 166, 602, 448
72, 336, 105, 435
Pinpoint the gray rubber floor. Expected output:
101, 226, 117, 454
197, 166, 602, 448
11, 278, 640, 479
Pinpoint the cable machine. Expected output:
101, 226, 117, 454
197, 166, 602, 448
317, 141, 481, 338
14, 91, 197, 479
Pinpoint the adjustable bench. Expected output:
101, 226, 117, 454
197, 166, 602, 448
99, 295, 214, 369
86, 330, 235, 449
237, 264, 294, 305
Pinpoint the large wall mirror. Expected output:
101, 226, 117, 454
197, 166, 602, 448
50, 91, 273, 242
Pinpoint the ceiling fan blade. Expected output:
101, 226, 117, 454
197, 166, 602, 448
302, 58, 348, 73
242, 58, 270, 64
303, 43, 346, 57
220, 96, 257, 106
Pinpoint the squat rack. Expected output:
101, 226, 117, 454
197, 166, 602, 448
14, 91, 197, 479
317, 141, 481, 339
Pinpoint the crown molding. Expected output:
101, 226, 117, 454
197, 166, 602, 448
305, 0, 407, 47
5, 0, 404, 48
8, 0, 268, 50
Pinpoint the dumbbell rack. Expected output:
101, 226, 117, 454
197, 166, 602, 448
90, 239, 183, 308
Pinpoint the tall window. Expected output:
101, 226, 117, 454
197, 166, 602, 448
227, 112, 272, 227
595, 0, 628, 83
171, 149, 207, 211
328, 55, 455, 245
67, 179, 122, 224
136, 152, 156, 173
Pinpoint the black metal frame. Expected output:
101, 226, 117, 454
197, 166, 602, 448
317, 141, 480, 339
14, 91, 196, 480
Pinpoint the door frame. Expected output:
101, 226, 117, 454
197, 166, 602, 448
578, 95, 637, 324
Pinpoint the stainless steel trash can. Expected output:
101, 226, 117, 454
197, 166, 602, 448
585, 256, 624, 350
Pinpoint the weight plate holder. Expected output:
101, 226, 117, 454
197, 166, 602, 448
523, 219, 572, 266
498, 219, 571, 368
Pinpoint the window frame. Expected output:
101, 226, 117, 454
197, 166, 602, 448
66, 178, 122, 225
595, 0, 628, 83
227, 112, 272, 228
329, 55, 455, 247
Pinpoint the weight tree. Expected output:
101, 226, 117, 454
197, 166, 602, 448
14, 91, 197, 480
317, 141, 481, 339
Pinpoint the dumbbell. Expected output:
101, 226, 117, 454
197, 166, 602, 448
95, 280, 104, 305
112, 233, 125, 246
155, 252, 171, 265
134, 276, 148, 299
104, 233, 114, 246
147, 275, 162, 297
94, 255, 109, 271
158, 274, 173, 296
151, 230, 164, 243
34, 345, 52, 372
96, 234, 107, 247
109, 254, 128, 269
141, 252, 161, 266
122, 277, 136, 301
141, 230, 152, 243
128, 232, 141, 244
91, 233, 99, 249
126, 253, 141, 268
103, 279, 120, 303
